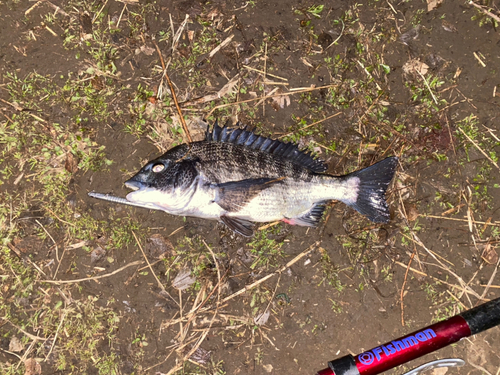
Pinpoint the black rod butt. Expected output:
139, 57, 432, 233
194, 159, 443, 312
328, 354, 360, 375
460, 297, 500, 335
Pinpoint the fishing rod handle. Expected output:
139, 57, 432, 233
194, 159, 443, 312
316, 297, 500, 375
460, 295, 500, 335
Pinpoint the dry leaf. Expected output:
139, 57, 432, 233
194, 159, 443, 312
403, 59, 429, 76
430, 366, 448, 375
254, 310, 270, 326
64, 153, 79, 174
482, 244, 499, 265
146, 234, 174, 259
399, 26, 420, 45
442, 20, 457, 32
217, 75, 240, 98
172, 268, 196, 290
263, 364, 274, 373
136, 45, 155, 56
90, 246, 106, 264
188, 346, 211, 365
23, 358, 41, 375
271, 91, 290, 111
427, 0, 444, 12
404, 203, 419, 222
9, 336, 24, 352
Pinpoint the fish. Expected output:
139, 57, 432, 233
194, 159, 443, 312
123, 122, 398, 236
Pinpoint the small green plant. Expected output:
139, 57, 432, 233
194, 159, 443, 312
318, 248, 344, 292
247, 228, 285, 270
306, 5, 324, 18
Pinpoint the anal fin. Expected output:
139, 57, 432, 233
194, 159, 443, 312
220, 215, 254, 237
284, 202, 327, 227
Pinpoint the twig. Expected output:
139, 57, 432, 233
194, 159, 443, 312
92, 0, 109, 23
222, 241, 320, 303
407, 232, 482, 300
458, 126, 500, 170
35, 219, 59, 262
325, 18, 345, 50
473, 51, 486, 67
262, 273, 281, 320
263, 80, 289, 86
171, 14, 189, 54
206, 83, 338, 118
0, 348, 22, 360
469, 2, 500, 24
469, 361, 494, 375
143, 349, 175, 372
40, 260, 143, 284
358, 92, 383, 135
394, 262, 479, 297
45, 310, 67, 361
400, 250, 415, 326
153, 41, 166, 71
165, 72, 191, 143
419, 214, 500, 226
263, 42, 268, 117
445, 290, 467, 310
165, 329, 210, 375
17, 340, 38, 370
416, 69, 438, 105
208, 34, 234, 59
400, 233, 454, 266
132, 231, 165, 292
356, 60, 382, 91
180, 74, 240, 106
116, 3, 127, 28
178, 288, 184, 343
6, 321, 46, 341
242, 65, 288, 81
277, 112, 342, 139
480, 284, 500, 289
255, 87, 278, 107
203, 240, 221, 306
479, 257, 500, 301
153, 41, 192, 143
25, 1, 42, 16
44, 206, 76, 227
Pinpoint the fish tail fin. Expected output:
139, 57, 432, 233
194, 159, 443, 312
342, 157, 398, 223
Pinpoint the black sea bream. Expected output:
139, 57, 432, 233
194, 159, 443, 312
124, 123, 398, 236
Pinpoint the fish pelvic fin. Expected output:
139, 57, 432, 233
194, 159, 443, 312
220, 215, 254, 237
342, 157, 398, 223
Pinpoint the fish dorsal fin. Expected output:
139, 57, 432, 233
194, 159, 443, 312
205, 121, 327, 173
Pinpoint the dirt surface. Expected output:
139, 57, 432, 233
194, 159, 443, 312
1, 0, 500, 374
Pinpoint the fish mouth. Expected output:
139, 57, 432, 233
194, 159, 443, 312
125, 179, 145, 191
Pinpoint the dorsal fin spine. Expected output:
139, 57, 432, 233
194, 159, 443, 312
205, 122, 327, 173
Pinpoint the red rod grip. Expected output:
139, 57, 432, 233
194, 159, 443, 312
354, 316, 470, 375
317, 297, 500, 375
316, 316, 471, 375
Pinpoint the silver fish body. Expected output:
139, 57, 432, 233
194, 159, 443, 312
125, 123, 398, 236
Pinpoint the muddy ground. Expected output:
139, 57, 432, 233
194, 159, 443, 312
1, 0, 500, 374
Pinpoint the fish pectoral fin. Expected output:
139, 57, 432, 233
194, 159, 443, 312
220, 215, 254, 237
215, 177, 283, 212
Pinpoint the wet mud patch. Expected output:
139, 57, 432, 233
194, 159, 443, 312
1, 0, 500, 374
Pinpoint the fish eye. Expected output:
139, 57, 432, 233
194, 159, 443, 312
152, 163, 165, 173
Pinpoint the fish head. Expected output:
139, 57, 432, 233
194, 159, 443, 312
125, 147, 199, 213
